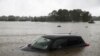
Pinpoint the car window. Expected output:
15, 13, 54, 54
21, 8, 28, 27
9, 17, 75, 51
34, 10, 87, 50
32, 37, 51, 49
52, 38, 67, 49
67, 37, 84, 46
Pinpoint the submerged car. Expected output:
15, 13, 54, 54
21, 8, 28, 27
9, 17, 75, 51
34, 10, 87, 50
28, 34, 89, 51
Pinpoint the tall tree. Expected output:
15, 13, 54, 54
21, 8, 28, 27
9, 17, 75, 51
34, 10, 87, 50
8, 15, 16, 21
0, 16, 8, 21
81, 11, 92, 22
69, 9, 82, 22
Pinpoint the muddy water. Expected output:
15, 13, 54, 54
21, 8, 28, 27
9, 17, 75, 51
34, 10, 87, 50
0, 21, 100, 56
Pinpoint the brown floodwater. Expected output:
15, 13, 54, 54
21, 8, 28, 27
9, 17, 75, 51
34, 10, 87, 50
0, 21, 100, 56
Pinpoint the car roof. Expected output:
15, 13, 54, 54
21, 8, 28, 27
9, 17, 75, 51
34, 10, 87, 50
42, 34, 81, 39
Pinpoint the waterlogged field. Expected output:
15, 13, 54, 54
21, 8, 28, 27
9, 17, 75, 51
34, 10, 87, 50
0, 21, 100, 56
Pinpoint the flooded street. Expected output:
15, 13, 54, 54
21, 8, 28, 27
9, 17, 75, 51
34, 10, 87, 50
0, 21, 100, 56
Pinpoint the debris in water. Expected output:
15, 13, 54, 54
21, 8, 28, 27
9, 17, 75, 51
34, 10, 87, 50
57, 25, 61, 27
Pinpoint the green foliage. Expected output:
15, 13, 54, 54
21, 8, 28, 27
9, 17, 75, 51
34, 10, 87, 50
0, 9, 92, 22
8, 15, 16, 21
49, 9, 70, 22
49, 9, 92, 22
0, 16, 8, 21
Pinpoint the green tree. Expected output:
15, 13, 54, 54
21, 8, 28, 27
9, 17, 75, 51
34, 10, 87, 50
0, 16, 8, 21
81, 11, 92, 22
49, 9, 70, 22
69, 9, 82, 22
8, 15, 16, 21
49, 10, 58, 21
69, 9, 91, 22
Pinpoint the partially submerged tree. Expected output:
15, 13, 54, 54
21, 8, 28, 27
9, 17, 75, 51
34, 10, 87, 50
49, 9, 91, 22
0, 9, 92, 22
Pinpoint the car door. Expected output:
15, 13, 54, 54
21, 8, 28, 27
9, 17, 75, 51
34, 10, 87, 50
67, 37, 85, 46
51, 38, 68, 49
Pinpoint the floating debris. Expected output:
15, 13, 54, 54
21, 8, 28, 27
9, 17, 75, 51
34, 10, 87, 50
57, 25, 61, 27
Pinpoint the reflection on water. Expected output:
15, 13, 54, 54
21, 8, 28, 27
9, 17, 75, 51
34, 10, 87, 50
0, 21, 100, 56
47, 47, 84, 56
22, 44, 85, 56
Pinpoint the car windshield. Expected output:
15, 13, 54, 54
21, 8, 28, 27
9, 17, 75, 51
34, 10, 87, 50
32, 36, 51, 49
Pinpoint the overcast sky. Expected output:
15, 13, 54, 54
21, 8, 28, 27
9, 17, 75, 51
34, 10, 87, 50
0, 0, 100, 16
